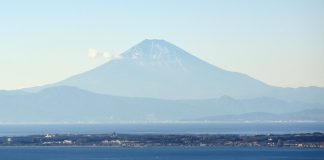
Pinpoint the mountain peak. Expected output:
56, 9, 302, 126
121, 39, 190, 61
142, 39, 167, 43
139, 39, 171, 46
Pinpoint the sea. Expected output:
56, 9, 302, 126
0, 122, 324, 136
0, 122, 324, 159
0, 147, 323, 160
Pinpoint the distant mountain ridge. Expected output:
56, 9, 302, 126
25, 39, 324, 104
1, 86, 323, 123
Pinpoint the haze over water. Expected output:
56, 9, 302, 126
1, 123, 324, 136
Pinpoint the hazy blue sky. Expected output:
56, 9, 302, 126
0, 0, 323, 90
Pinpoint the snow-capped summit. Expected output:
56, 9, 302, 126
123, 39, 185, 59
121, 39, 195, 69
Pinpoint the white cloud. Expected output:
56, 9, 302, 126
88, 48, 99, 58
103, 52, 113, 59
88, 48, 122, 60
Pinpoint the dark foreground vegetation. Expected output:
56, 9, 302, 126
1, 132, 324, 148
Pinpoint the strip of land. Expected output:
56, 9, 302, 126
1, 133, 324, 148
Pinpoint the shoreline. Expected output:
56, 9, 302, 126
1, 132, 324, 148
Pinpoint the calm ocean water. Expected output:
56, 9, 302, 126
0, 147, 323, 160
0, 123, 323, 136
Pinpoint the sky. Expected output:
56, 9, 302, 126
0, 0, 323, 90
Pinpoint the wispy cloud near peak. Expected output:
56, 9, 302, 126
88, 48, 121, 60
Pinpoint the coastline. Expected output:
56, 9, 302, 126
1, 132, 324, 148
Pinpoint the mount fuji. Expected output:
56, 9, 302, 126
32, 39, 324, 104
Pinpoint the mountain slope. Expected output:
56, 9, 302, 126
1, 86, 323, 123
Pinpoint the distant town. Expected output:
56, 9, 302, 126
1, 132, 324, 148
